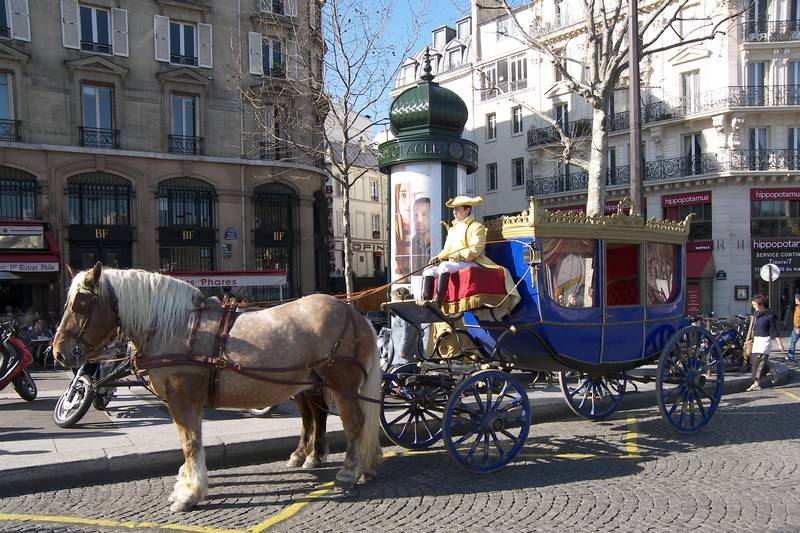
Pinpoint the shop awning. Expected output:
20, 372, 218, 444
686, 251, 714, 279
0, 254, 60, 272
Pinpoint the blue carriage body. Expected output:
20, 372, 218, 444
460, 201, 692, 373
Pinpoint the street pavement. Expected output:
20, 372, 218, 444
1, 383, 800, 532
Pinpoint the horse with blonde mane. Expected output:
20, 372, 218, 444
52, 263, 382, 512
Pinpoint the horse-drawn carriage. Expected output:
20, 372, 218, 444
381, 198, 723, 472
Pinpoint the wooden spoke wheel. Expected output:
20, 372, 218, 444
558, 371, 626, 421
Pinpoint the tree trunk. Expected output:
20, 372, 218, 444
342, 182, 354, 297
585, 106, 608, 216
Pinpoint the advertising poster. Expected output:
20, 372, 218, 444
390, 163, 442, 286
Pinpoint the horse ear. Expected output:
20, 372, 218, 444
66, 264, 78, 279
84, 261, 103, 288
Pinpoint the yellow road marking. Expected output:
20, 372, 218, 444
0, 513, 239, 533
782, 391, 800, 401
623, 417, 641, 459
247, 481, 335, 533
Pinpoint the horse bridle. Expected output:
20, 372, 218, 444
62, 283, 118, 359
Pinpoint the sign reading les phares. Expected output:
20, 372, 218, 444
752, 238, 800, 273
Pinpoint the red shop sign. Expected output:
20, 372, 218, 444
661, 191, 711, 208
687, 240, 713, 252
750, 188, 800, 202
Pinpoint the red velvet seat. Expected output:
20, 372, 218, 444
434, 267, 507, 306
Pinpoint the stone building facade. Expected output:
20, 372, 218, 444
0, 0, 327, 316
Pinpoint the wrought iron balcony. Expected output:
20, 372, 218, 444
480, 81, 508, 102
168, 134, 204, 155
79, 127, 118, 148
263, 63, 286, 79
0, 118, 21, 141
170, 54, 198, 66
644, 153, 724, 181
255, 140, 291, 161
728, 148, 800, 171
81, 40, 112, 54
741, 20, 800, 42
0, 25, 11, 39
527, 118, 593, 147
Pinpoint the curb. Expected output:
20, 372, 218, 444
0, 365, 795, 497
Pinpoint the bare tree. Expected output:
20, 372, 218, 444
480, 0, 747, 215
236, 0, 422, 296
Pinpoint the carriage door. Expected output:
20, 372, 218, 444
67, 173, 133, 269
253, 183, 297, 300
602, 242, 644, 363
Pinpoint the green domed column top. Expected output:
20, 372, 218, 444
379, 49, 478, 173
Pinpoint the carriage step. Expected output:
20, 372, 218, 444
625, 367, 658, 382
405, 374, 457, 388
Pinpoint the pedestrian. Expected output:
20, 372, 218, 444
747, 294, 786, 392
787, 293, 800, 363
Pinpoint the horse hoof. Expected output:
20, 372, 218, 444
302, 456, 323, 469
335, 471, 356, 490
170, 499, 195, 512
286, 455, 305, 468
359, 471, 376, 483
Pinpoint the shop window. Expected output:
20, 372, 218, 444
664, 203, 712, 241
606, 243, 640, 306
541, 238, 598, 308
0, 168, 36, 219
157, 177, 215, 271
646, 243, 679, 305
751, 198, 800, 237
253, 183, 297, 298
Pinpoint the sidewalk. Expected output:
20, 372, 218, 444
0, 346, 795, 497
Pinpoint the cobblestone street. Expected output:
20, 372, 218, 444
1, 385, 800, 532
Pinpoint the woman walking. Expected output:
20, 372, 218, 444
747, 294, 785, 391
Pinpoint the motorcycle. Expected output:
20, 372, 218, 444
0, 320, 37, 401
54, 342, 143, 428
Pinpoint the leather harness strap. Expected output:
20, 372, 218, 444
207, 302, 239, 407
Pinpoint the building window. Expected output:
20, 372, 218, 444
170, 21, 197, 66
683, 133, 702, 175
664, 202, 712, 241
0, 1, 9, 39
749, 127, 768, 170
0, 72, 16, 141
555, 0, 565, 26
433, 29, 444, 48
157, 177, 215, 271
369, 179, 379, 201
606, 146, 617, 184
81, 84, 115, 148
789, 127, 800, 170
555, 103, 568, 133
486, 163, 497, 191
0, 168, 36, 220
511, 105, 523, 135
170, 94, 202, 155
746, 0, 768, 34
788, 61, 800, 105
486, 112, 496, 140
262, 38, 285, 77
512, 157, 525, 187
554, 49, 565, 82
496, 17, 508, 41
447, 49, 462, 69
510, 54, 527, 91
746, 62, 766, 105
67, 172, 131, 226
253, 183, 297, 299
371, 214, 381, 235
681, 71, 699, 114
80, 5, 111, 54
399, 63, 416, 86
751, 196, 800, 237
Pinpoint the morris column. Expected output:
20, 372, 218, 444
378, 51, 478, 294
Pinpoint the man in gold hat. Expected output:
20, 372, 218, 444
422, 195, 488, 306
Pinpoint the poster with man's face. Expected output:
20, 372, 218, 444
390, 163, 441, 284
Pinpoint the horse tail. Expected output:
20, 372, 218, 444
356, 311, 383, 474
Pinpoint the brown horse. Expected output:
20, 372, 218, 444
52, 263, 382, 512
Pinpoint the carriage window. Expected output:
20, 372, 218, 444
605, 243, 640, 306
646, 243, 679, 305
541, 238, 598, 308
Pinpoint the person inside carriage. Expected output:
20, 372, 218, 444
420, 195, 520, 320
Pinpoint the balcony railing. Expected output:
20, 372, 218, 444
741, 19, 800, 42
526, 149, 800, 196
170, 54, 198, 66
263, 63, 286, 79
0, 26, 9, 39
81, 40, 112, 54
255, 140, 291, 161
527, 118, 593, 147
80, 127, 118, 148
0, 119, 21, 141
169, 134, 204, 155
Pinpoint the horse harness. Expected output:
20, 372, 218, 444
62, 282, 120, 360
133, 299, 371, 408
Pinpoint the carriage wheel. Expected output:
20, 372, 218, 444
558, 371, 626, 420
380, 363, 448, 449
442, 370, 530, 473
657, 326, 724, 433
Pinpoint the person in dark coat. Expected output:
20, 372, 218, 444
747, 294, 785, 391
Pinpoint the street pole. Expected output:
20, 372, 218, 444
628, 0, 643, 213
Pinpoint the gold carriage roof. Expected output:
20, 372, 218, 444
486, 197, 693, 245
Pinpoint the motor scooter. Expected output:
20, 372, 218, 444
0, 320, 38, 401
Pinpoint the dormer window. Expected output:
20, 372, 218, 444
457, 19, 471, 39
433, 29, 445, 48
447, 49, 462, 69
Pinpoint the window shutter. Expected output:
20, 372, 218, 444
248, 31, 264, 76
112, 8, 129, 57
10, 0, 30, 41
60, 0, 79, 49
154, 15, 170, 62
287, 39, 298, 79
287, 0, 297, 17
198, 23, 213, 68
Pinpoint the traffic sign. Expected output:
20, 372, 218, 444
760, 263, 780, 282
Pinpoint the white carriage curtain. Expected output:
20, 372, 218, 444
646, 243, 679, 305
541, 239, 597, 308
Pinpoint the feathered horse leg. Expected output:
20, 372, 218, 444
287, 391, 313, 468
